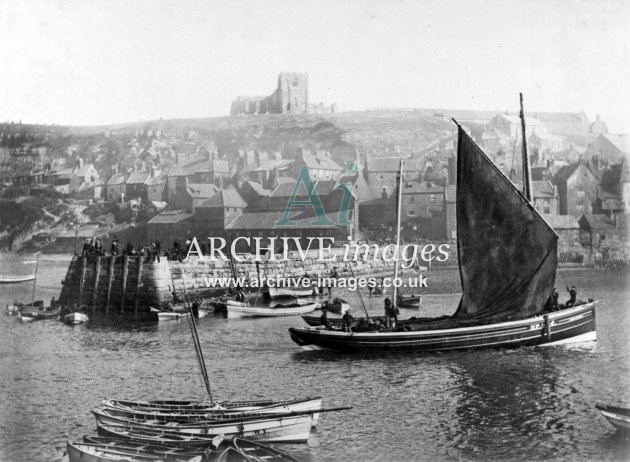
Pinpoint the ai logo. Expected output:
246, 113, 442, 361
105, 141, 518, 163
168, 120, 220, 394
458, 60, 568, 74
274, 163, 357, 227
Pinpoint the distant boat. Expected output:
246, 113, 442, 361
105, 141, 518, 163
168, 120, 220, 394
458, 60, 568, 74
321, 298, 350, 315
266, 285, 315, 299
0, 274, 35, 283
63, 312, 89, 325
150, 307, 191, 321
596, 403, 630, 432
226, 300, 320, 319
397, 295, 422, 309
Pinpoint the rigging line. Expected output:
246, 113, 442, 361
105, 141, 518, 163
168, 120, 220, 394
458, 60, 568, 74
167, 259, 213, 402
346, 258, 369, 318
508, 136, 518, 181
181, 280, 213, 402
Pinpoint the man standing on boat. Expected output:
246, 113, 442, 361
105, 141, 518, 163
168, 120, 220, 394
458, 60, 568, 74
384, 296, 398, 327
320, 308, 331, 330
566, 286, 577, 307
342, 310, 354, 332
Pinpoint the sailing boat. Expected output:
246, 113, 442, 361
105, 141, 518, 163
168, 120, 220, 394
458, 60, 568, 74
288, 107, 598, 352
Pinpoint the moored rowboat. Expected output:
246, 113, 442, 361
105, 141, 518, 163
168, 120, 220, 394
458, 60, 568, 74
0, 274, 35, 283
596, 402, 630, 432
67, 440, 203, 461
232, 437, 300, 462
63, 312, 89, 325
226, 301, 320, 319
101, 396, 323, 425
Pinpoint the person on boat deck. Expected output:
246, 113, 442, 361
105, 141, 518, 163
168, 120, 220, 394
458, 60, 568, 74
235, 288, 245, 302
191, 299, 200, 318
49, 296, 58, 312
342, 310, 354, 332
566, 286, 577, 307
552, 288, 560, 311
384, 297, 396, 327
327, 267, 339, 296
320, 308, 331, 330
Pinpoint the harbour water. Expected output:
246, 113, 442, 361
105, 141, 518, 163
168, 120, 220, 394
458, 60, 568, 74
0, 256, 629, 461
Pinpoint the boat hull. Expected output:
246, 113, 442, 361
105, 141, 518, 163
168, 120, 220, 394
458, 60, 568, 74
227, 302, 320, 319
63, 312, 89, 325
289, 302, 597, 353
94, 411, 313, 443
596, 403, 630, 431
267, 286, 315, 298
0, 274, 36, 283
101, 397, 322, 426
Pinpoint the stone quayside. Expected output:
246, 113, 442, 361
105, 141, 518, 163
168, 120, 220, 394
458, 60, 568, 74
57, 250, 399, 316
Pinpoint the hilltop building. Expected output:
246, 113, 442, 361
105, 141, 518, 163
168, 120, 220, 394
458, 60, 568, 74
230, 72, 336, 115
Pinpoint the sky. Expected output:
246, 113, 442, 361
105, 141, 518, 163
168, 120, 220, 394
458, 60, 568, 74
1, 0, 629, 132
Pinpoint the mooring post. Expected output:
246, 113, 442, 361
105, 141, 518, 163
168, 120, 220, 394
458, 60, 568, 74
92, 255, 101, 313
105, 256, 115, 313
120, 256, 129, 312
134, 257, 143, 313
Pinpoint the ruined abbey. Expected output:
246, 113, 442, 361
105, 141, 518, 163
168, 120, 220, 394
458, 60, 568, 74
230, 72, 336, 115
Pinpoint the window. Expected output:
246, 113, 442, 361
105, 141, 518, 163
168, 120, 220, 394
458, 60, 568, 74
407, 209, 416, 217
408, 196, 415, 204
292, 80, 299, 87
427, 206, 439, 216
377, 174, 384, 180
406, 183, 413, 188
430, 194, 436, 203
599, 234, 606, 241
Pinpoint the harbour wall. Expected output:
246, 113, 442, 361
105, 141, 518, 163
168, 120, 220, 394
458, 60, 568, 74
57, 248, 403, 312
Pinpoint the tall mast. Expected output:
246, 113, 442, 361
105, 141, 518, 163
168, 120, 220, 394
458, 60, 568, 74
392, 158, 404, 308
519, 93, 533, 201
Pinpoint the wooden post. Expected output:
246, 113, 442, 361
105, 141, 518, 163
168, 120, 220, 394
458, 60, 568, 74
78, 257, 87, 306
105, 256, 115, 313
134, 258, 143, 313
120, 256, 129, 312
92, 255, 101, 313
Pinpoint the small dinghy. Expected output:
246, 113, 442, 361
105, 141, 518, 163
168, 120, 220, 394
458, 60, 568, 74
596, 402, 630, 432
150, 307, 191, 321
81, 435, 218, 459
226, 301, 320, 319
232, 437, 300, 462
67, 440, 204, 461
321, 298, 349, 315
397, 294, 422, 308
63, 312, 89, 325
0, 274, 36, 283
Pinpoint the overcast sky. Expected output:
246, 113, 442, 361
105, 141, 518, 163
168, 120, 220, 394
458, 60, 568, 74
1, 0, 628, 132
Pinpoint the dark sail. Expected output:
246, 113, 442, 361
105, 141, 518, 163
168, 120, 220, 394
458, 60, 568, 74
453, 125, 557, 322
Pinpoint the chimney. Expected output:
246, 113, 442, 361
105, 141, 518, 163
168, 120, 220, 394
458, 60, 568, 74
77, 157, 84, 169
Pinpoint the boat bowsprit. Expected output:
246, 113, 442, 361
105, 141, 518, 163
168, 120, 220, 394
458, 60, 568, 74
596, 402, 630, 432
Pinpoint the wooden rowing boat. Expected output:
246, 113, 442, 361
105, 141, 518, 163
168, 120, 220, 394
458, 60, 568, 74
596, 403, 630, 432
93, 408, 315, 443
66, 440, 203, 461
226, 301, 320, 319
96, 422, 223, 448
397, 295, 422, 309
101, 396, 323, 425
81, 435, 219, 458
232, 437, 300, 462
150, 307, 191, 321
321, 298, 349, 315
63, 312, 89, 325
19, 307, 61, 322
0, 274, 35, 283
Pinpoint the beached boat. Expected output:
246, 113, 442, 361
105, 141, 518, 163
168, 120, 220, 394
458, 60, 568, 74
63, 312, 89, 325
226, 301, 320, 319
596, 403, 630, 432
0, 274, 36, 283
289, 114, 598, 353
